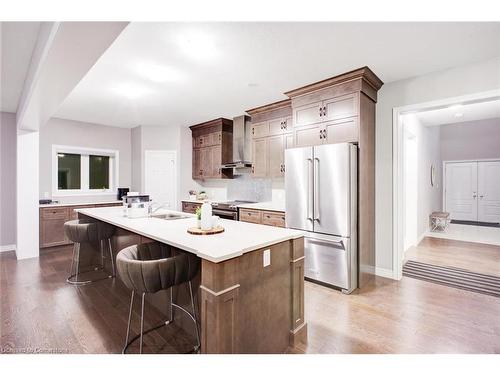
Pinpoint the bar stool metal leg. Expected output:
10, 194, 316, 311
139, 292, 146, 354
66, 243, 92, 286
169, 287, 174, 322
123, 290, 135, 354
75, 243, 80, 283
100, 239, 105, 269
108, 238, 116, 277
69, 243, 76, 278
188, 281, 201, 351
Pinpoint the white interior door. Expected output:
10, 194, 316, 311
478, 161, 500, 223
144, 150, 177, 210
445, 162, 478, 221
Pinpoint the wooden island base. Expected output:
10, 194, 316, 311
78, 212, 306, 354
200, 238, 306, 353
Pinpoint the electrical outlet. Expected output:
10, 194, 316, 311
263, 249, 271, 267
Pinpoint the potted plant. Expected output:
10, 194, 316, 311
195, 207, 202, 228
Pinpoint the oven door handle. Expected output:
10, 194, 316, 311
212, 208, 238, 220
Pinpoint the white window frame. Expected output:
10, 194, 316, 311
52, 145, 119, 197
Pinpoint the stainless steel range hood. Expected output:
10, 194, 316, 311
222, 115, 252, 170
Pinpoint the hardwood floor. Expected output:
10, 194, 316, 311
405, 237, 500, 277
294, 277, 500, 354
1, 246, 499, 354
0, 247, 196, 354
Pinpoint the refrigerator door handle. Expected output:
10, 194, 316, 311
307, 157, 313, 221
313, 157, 320, 221
304, 235, 344, 248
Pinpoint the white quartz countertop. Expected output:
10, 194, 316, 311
76, 206, 303, 263
39, 200, 122, 208
237, 202, 285, 212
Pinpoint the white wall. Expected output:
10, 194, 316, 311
0, 112, 17, 248
39, 117, 132, 203
131, 126, 142, 192
440, 118, 500, 161
375, 57, 500, 272
16, 129, 40, 259
403, 114, 442, 241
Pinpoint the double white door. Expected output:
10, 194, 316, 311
445, 161, 500, 223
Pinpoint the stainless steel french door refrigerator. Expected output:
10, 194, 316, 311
285, 143, 358, 293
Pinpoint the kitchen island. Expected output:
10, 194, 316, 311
76, 206, 306, 354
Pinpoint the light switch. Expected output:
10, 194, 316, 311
263, 249, 271, 267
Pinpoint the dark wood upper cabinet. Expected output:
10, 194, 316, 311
246, 99, 293, 179
189, 118, 233, 180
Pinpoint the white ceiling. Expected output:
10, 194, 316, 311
0, 22, 40, 113
416, 99, 500, 127
12, 22, 500, 128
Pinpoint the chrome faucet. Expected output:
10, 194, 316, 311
148, 201, 171, 217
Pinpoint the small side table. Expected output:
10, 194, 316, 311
429, 211, 450, 232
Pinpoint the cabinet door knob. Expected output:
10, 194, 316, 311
319, 130, 323, 139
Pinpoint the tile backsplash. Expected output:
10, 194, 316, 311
197, 175, 284, 203
227, 174, 272, 202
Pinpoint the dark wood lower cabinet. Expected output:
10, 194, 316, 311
239, 208, 285, 228
200, 238, 306, 353
39, 202, 122, 249
181, 201, 202, 214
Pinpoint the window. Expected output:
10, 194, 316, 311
89, 155, 110, 189
52, 145, 119, 196
57, 153, 81, 189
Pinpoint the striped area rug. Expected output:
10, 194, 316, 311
403, 260, 500, 298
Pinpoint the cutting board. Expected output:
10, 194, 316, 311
187, 226, 225, 235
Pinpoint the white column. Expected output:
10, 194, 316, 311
16, 129, 39, 259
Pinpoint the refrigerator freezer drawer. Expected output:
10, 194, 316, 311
304, 235, 351, 291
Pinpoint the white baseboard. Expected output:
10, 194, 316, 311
361, 264, 397, 280
416, 231, 428, 245
375, 267, 395, 279
0, 244, 16, 252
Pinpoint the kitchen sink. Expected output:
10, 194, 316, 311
150, 213, 190, 220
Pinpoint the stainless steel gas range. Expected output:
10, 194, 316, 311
211, 200, 256, 221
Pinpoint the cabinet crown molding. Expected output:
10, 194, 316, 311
284, 66, 383, 99
189, 117, 233, 131
246, 99, 292, 116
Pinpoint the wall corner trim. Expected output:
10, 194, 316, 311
375, 267, 396, 279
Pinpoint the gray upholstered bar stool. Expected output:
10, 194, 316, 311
116, 242, 201, 354
64, 219, 116, 285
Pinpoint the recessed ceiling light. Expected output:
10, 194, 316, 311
112, 83, 151, 99
135, 62, 183, 83
176, 31, 217, 61
454, 112, 464, 118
